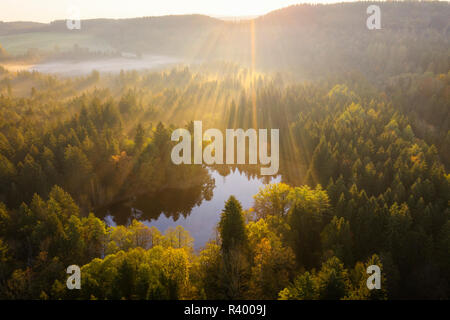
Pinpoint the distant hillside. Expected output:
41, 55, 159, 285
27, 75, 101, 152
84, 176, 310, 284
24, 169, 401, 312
0, 21, 45, 35
0, 2, 449, 79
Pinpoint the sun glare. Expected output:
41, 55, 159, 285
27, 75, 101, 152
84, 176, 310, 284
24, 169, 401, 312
0, 0, 356, 22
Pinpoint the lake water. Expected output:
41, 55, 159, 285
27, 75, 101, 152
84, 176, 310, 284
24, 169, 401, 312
103, 169, 281, 250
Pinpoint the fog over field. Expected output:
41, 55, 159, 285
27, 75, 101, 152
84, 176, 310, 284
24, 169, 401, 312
30, 55, 181, 75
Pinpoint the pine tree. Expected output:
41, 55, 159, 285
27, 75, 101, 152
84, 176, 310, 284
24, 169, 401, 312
134, 123, 145, 153
219, 196, 247, 253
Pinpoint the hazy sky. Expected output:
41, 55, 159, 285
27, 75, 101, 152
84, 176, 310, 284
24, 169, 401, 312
0, 0, 357, 23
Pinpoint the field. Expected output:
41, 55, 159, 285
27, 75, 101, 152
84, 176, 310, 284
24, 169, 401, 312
0, 32, 113, 55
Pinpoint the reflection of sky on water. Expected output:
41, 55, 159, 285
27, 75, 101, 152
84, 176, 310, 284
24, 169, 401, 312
105, 169, 280, 251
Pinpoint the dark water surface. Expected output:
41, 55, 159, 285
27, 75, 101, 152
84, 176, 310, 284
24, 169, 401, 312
101, 169, 281, 250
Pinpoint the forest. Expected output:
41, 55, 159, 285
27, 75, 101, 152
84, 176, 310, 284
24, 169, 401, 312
0, 2, 449, 300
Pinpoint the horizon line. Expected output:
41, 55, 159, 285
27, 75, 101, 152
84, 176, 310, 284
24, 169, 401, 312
0, 1, 370, 24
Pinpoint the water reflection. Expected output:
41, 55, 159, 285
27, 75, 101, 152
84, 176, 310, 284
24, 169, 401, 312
99, 182, 214, 226
99, 168, 281, 250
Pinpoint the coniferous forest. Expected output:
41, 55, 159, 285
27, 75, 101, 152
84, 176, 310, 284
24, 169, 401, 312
0, 2, 449, 300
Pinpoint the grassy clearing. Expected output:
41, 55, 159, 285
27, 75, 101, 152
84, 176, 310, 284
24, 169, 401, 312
0, 32, 113, 55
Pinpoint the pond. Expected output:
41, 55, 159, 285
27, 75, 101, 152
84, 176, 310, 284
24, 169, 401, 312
101, 169, 281, 250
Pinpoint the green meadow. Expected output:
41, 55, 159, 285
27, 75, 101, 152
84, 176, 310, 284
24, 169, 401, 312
0, 32, 113, 54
